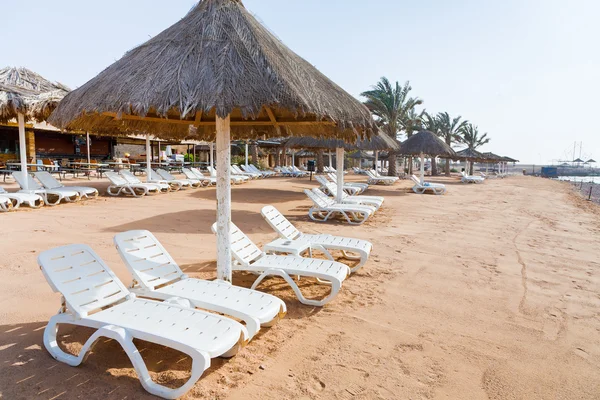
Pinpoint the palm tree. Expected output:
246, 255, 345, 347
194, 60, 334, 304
436, 112, 468, 176
361, 77, 423, 176
460, 124, 490, 174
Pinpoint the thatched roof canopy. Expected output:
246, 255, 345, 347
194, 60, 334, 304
454, 148, 487, 161
49, 0, 376, 141
284, 130, 400, 151
481, 152, 503, 162
586, 159, 596, 163
399, 130, 456, 157
502, 156, 519, 162
348, 150, 375, 160
0, 67, 69, 123
573, 158, 584, 163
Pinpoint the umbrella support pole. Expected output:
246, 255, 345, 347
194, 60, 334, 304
336, 147, 344, 203
216, 115, 232, 283
420, 153, 425, 185
145, 134, 152, 181
18, 113, 28, 190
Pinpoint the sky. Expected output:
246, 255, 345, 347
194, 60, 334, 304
4, 0, 600, 164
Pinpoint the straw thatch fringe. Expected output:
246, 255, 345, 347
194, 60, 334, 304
0, 83, 31, 123
454, 148, 487, 161
399, 130, 456, 157
284, 130, 400, 151
49, 0, 376, 141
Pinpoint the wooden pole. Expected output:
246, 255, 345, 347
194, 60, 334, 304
420, 153, 425, 185
336, 147, 344, 203
86, 132, 91, 164
18, 113, 28, 190
145, 134, 152, 181
216, 116, 232, 283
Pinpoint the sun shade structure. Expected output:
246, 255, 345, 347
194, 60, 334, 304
400, 130, 456, 185
348, 151, 375, 160
49, 0, 376, 283
454, 148, 487, 161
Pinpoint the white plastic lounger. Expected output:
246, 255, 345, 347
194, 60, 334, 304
106, 172, 156, 197
231, 165, 260, 179
114, 230, 287, 339
366, 170, 398, 185
305, 189, 375, 225
247, 164, 276, 177
212, 222, 350, 306
318, 175, 362, 196
148, 170, 184, 191
189, 168, 217, 186
207, 166, 248, 184
120, 170, 170, 193
182, 168, 212, 186
0, 186, 44, 208
156, 169, 200, 188
34, 171, 99, 199
326, 174, 368, 194
13, 172, 79, 205
38, 244, 248, 399
411, 175, 447, 195
261, 206, 372, 272
461, 171, 485, 184
321, 182, 384, 210
0, 195, 15, 211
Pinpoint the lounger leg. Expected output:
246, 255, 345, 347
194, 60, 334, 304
44, 314, 210, 400
250, 268, 342, 306
42, 193, 62, 206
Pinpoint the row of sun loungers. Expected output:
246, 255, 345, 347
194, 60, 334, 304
39, 205, 372, 398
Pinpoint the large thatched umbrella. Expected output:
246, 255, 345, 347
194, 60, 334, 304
399, 130, 456, 184
49, 0, 376, 282
454, 148, 487, 175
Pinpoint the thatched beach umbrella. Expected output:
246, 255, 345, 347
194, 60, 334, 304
399, 130, 456, 184
454, 148, 487, 175
348, 151, 375, 160
49, 0, 376, 282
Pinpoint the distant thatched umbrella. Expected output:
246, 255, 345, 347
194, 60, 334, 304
0, 68, 70, 189
454, 148, 487, 161
399, 131, 456, 184
48, 0, 376, 282
482, 152, 503, 162
348, 151, 375, 160
501, 156, 519, 163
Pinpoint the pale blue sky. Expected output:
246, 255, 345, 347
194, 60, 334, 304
4, 0, 599, 163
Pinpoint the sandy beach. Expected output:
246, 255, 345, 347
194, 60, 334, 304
1, 174, 599, 399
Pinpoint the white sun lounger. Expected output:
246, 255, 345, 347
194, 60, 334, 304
326, 174, 368, 194
212, 222, 350, 306
34, 171, 99, 199
0, 195, 15, 211
120, 170, 170, 193
38, 244, 248, 399
461, 171, 485, 184
411, 175, 447, 195
247, 164, 276, 177
114, 230, 287, 339
231, 164, 260, 179
182, 168, 212, 186
261, 205, 373, 272
148, 170, 184, 191
321, 182, 384, 210
207, 166, 248, 184
305, 188, 375, 225
189, 168, 217, 186
0, 186, 44, 208
317, 175, 362, 196
366, 170, 398, 185
13, 172, 79, 205
106, 171, 158, 197
156, 168, 200, 188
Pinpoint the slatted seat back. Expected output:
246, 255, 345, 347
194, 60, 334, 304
38, 244, 130, 317
114, 230, 184, 290
327, 173, 339, 183
315, 175, 329, 187
211, 222, 263, 266
182, 168, 197, 180
324, 182, 347, 199
156, 168, 177, 181
261, 206, 302, 240
105, 171, 129, 186
13, 172, 43, 190
119, 169, 141, 184
312, 188, 335, 206
207, 166, 217, 177
34, 171, 63, 189
411, 175, 421, 185
190, 167, 205, 178
305, 189, 330, 208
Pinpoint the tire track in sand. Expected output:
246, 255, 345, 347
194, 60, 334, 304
513, 220, 535, 315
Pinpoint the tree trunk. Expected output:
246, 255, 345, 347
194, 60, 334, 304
408, 156, 413, 175
387, 151, 398, 176
250, 144, 259, 165
469, 161, 474, 175
431, 157, 437, 176
316, 150, 324, 173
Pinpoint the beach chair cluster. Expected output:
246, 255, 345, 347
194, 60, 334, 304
38, 205, 372, 398
411, 175, 447, 195
277, 165, 309, 177
366, 169, 399, 185
0, 171, 98, 212
461, 171, 485, 184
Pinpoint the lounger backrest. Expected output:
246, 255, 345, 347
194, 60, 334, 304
312, 188, 335, 205
105, 171, 129, 186
182, 168, 197, 180
315, 175, 329, 187
34, 171, 63, 189
114, 230, 185, 290
324, 182, 347, 199
156, 169, 176, 180
411, 175, 421, 185
260, 205, 302, 240
305, 189, 332, 208
12, 172, 43, 190
38, 244, 130, 318
210, 222, 263, 266
119, 169, 141, 184
207, 166, 217, 177
327, 173, 338, 183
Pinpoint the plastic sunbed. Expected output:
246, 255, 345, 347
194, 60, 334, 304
114, 230, 287, 339
189, 168, 217, 186
304, 188, 375, 225
106, 171, 157, 197
34, 171, 99, 199
120, 170, 170, 193
461, 171, 485, 184
411, 175, 447, 195
326, 174, 368, 193
366, 170, 398, 185
0, 195, 15, 211
212, 222, 350, 306
156, 168, 201, 188
261, 205, 372, 272
13, 172, 79, 205
0, 186, 44, 208
38, 244, 248, 399
321, 182, 384, 210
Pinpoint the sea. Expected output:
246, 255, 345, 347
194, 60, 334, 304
555, 176, 599, 183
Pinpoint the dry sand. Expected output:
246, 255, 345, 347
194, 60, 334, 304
0, 174, 599, 399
